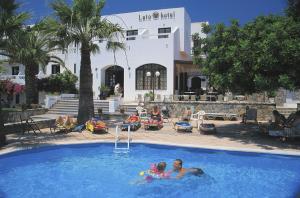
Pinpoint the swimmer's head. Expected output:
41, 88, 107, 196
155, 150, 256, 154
157, 162, 166, 172
173, 159, 183, 171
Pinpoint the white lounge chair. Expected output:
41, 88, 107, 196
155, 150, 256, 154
190, 110, 205, 128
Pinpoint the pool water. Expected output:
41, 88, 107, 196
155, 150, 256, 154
0, 143, 299, 198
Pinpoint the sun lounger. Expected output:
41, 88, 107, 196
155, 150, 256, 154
204, 113, 238, 121
173, 121, 193, 132
51, 115, 77, 133
198, 123, 216, 134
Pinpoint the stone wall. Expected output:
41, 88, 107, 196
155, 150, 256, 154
3, 108, 48, 123
147, 101, 276, 121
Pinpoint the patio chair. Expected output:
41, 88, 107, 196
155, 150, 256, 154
244, 108, 258, 124
155, 94, 162, 102
200, 95, 207, 101
190, 95, 196, 101
163, 95, 172, 102
161, 106, 171, 123
183, 95, 189, 101
136, 94, 143, 103
173, 95, 180, 101
217, 95, 224, 102
19, 115, 41, 135
190, 110, 205, 128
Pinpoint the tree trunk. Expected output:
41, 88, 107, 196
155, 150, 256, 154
77, 43, 94, 124
25, 63, 39, 106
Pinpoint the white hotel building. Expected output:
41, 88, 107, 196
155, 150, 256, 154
1, 7, 208, 104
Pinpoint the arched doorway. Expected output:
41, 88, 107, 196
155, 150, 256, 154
105, 65, 124, 96
191, 77, 202, 90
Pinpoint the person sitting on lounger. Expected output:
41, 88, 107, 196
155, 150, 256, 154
181, 107, 192, 121
285, 111, 300, 129
173, 159, 204, 179
150, 106, 161, 121
271, 110, 286, 129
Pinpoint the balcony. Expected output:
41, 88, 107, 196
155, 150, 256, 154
0, 75, 25, 85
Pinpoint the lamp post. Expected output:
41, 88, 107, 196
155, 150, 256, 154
146, 71, 152, 100
154, 71, 160, 100
146, 71, 160, 101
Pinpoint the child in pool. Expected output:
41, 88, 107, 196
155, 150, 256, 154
144, 162, 171, 182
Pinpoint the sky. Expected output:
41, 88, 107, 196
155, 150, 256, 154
17, 0, 287, 25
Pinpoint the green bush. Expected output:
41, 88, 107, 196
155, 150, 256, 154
38, 71, 78, 94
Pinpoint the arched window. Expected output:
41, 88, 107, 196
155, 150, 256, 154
136, 64, 167, 90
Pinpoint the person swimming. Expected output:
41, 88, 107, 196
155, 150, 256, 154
173, 159, 204, 179
139, 162, 171, 183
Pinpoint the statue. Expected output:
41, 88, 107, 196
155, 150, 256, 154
114, 83, 121, 96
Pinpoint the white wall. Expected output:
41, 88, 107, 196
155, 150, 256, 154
4, 7, 208, 102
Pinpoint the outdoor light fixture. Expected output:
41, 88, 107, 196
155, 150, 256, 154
155, 71, 160, 77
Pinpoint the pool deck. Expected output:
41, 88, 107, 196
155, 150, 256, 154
1, 120, 300, 156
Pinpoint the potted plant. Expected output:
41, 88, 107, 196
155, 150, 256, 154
120, 107, 125, 114
267, 91, 276, 103
99, 85, 110, 100
144, 91, 154, 102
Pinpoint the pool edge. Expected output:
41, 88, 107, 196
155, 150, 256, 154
1, 139, 300, 157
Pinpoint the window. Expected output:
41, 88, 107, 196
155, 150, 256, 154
158, 27, 171, 34
51, 64, 60, 74
136, 64, 167, 90
12, 66, 19, 75
74, 64, 76, 74
126, 30, 138, 36
158, 35, 169, 39
126, 37, 136, 41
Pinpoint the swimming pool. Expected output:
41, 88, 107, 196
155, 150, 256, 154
0, 143, 299, 198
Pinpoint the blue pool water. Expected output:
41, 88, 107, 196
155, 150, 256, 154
0, 143, 300, 198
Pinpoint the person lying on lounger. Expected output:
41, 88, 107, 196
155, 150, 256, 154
124, 111, 140, 123
172, 159, 204, 179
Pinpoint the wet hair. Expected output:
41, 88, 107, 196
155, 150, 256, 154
157, 162, 166, 171
175, 159, 183, 167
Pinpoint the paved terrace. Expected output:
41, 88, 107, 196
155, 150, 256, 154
1, 120, 300, 155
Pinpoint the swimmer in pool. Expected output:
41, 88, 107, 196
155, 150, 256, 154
173, 159, 204, 179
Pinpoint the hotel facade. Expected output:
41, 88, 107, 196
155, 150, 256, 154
1, 7, 208, 103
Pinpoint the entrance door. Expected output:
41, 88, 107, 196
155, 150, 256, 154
105, 66, 124, 96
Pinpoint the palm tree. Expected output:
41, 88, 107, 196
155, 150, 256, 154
48, 0, 124, 124
0, 0, 29, 47
2, 28, 63, 105
0, 0, 29, 146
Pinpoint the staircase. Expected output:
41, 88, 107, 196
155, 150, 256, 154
276, 106, 297, 118
47, 99, 109, 115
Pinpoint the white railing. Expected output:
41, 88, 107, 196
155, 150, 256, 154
0, 74, 25, 84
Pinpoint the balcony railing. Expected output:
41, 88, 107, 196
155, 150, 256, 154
0, 74, 25, 84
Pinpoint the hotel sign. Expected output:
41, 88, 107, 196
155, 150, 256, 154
138, 11, 176, 22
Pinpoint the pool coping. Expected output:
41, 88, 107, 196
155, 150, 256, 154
1, 139, 300, 157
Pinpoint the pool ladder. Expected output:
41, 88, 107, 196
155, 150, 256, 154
114, 124, 131, 152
